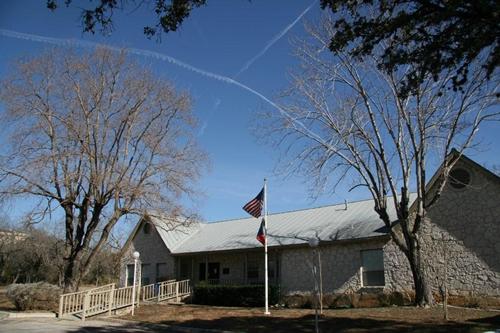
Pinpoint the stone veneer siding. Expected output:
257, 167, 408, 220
280, 238, 390, 295
120, 220, 176, 286
281, 160, 500, 297
384, 159, 500, 296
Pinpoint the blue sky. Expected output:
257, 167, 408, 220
1, 1, 499, 231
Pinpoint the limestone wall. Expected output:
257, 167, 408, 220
424, 160, 500, 296
280, 238, 389, 295
384, 159, 500, 296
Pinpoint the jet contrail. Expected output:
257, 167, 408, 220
0, 29, 279, 109
234, 0, 317, 78
0, 28, 332, 151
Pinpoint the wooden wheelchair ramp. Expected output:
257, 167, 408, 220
58, 279, 191, 320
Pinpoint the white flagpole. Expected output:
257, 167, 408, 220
264, 178, 270, 315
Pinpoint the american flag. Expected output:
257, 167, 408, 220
242, 188, 264, 218
256, 218, 266, 245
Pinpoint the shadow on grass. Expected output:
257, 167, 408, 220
65, 313, 500, 333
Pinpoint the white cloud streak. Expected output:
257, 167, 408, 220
0, 29, 283, 111
234, 0, 317, 78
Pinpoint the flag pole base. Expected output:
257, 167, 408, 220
264, 311, 271, 315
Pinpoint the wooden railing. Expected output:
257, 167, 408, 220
58, 289, 87, 317
141, 279, 176, 301
89, 283, 115, 294
112, 285, 135, 309
59, 279, 191, 320
206, 279, 245, 285
177, 279, 191, 298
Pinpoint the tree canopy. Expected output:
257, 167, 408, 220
320, 0, 499, 95
46, 1, 499, 95
46, 0, 206, 38
0, 48, 207, 291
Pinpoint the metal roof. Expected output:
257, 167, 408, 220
152, 196, 412, 255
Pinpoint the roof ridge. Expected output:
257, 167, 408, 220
205, 195, 410, 224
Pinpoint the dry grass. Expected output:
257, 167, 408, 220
120, 303, 500, 333
0, 287, 16, 311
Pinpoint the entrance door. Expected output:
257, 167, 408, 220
208, 262, 220, 282
199, 263, 206, 281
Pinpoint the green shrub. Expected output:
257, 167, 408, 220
6, 282, 61, 311
193, 284, 279, 307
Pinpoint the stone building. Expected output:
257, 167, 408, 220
120, 152, 500, 300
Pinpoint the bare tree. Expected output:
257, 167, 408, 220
262, 17, 499, 306
0, 48, 206, 292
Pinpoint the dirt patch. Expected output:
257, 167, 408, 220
121, 303, 500, 333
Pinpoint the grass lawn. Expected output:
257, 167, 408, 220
120, 303, 500, 333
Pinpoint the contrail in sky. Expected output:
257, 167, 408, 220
234, 0, 317, 78
0, 29, 282, 111
0, 28, 331, 149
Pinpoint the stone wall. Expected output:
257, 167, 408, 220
120, 220, 176, 286
424, 159, 500, 296
280, 238, 389, 295
282, 160, 500, 297
384, 159, 500, 296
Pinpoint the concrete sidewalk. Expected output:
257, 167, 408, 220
0, 317, 236, 333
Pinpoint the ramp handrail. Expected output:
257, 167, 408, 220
59, 279, 191, 320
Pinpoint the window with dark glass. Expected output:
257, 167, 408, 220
247, 260, 259, 280
449, 168, 471, 189
156, 263, 167, 282
361, 249, 385, 287
126, 264, 134, 286
143, 222, 151, 234
268, 260, 275, 279
141, 263, 151, 285
199, 263, 206, 281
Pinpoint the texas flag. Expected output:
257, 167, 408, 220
256, 218, 266, 245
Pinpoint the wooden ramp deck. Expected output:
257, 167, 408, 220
58, 279, 191, 320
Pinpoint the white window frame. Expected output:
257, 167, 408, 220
360, 249, 385, 287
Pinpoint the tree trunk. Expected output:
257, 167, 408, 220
63, 254, 82, 293
63, 258, 80, 293
407, 239, 434, 307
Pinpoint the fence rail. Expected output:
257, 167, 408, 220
59, 279, 191, 320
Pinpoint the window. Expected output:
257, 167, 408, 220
208, 262, 220, 280
141, 264, 151, 285
449, 168, 471, 189
143, 223, 151, 234
180, 259, 191, 280
126, 264, 134, 286
199, 263, 206, 281
156, 263, 167, 282
222, 267, 230, 275
361, 249, 385, 287
268, 260, 275, 279
247, 260, 259, 280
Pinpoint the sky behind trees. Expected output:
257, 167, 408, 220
1, 0, 499, 227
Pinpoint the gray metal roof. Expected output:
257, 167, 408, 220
152, 196, 412, 255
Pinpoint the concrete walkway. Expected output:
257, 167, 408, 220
0, 317, 234, 333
